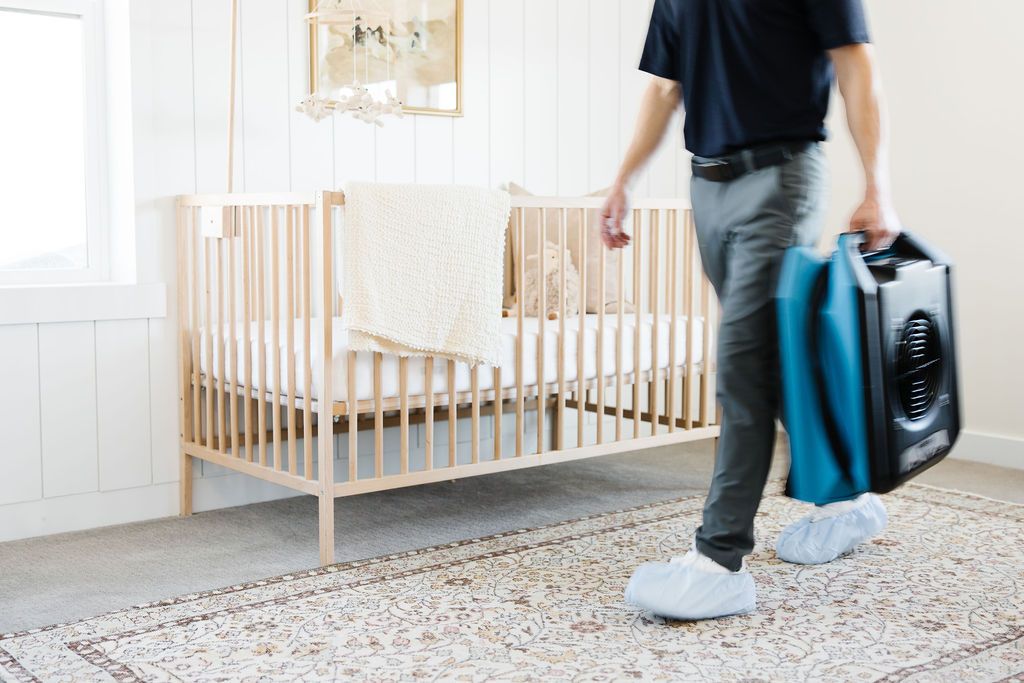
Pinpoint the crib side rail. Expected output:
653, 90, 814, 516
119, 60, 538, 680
176, 192, 342, 497
176, 192, 718, 504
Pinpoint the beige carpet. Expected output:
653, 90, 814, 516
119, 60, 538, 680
1, 484, 1022, 682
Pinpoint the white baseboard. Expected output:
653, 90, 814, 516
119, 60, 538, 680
0, 471, 304, 544
0, 483, 179, 544
949, 430, 1024, 470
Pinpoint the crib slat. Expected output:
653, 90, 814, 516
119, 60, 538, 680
577, 208, 587, 448
217, 238, 227, 453
616, 232, 624, 442
493, 367, 502, 460
294, 210, 303, 317
649, 209, 660, 437
424, 357, 434, 470
204, 236, 213, 449
271, 207, 282, 470
374, 352, 384, 478
302, 206, 314, 479
229, 210, 239, 457
515, 207, 525, 458
557, 208, 567, 451
191, 208, 201, 445
537, 208, 546, 455
700, 273, 713, 427
683, 210, 695, 430
286, 206, 297, 474
400, 356, 410, 474
667, 209, 678, 433
242, 208, 254, 460
471, 365, 480, 464
448, 360, 457, 467
348, 350, 358, 481
256, 208, 267, 466
597, 224, 606, 445
248, 207, 259, 459
633, 208, 642, 439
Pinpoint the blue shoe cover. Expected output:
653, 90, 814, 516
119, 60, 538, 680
624, 560, 756, 621
776, 493, 888, 565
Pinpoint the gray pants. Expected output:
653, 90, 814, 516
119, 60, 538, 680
691, 144, 828, 572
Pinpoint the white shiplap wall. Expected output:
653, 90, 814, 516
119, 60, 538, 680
0, 0, 685, 543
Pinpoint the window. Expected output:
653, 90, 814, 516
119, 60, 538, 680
0, 0, 106, 285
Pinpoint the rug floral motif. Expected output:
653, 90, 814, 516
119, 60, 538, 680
1, 484, 1022, 682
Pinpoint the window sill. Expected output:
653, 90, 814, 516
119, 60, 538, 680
0, 282, 167, 325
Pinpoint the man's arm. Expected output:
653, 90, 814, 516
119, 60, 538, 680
830, 42, 901, 250
600, 76, 682, 249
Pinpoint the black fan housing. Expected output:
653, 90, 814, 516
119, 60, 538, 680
860, 243, 960, 492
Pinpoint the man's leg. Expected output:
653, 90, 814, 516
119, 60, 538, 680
692, 171, 796, 571
625, 147, 827, 620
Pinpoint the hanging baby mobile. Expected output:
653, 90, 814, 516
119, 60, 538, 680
298, 1, 405, 127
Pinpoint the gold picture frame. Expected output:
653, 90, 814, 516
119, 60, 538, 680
307, 0, 463, 117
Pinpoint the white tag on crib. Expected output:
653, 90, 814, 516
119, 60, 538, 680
200, 206, 230, 238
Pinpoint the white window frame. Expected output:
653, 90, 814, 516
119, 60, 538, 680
0, 0, 109, 286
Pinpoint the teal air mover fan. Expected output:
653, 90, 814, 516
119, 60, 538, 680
776, 232, 960, 504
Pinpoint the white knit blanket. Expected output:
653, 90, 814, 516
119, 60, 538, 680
342, 182, 511, 367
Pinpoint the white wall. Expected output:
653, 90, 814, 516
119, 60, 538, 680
823, 0, 1024, 467
3, 0, 1021, 543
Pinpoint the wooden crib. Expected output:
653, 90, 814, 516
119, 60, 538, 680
175, 191, 720, 565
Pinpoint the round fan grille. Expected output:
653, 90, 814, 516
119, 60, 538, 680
895, 313, 942, 421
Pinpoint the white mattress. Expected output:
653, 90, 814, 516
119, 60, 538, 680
199, 314, 706, 404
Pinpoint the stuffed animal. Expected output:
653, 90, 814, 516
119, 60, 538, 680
521, 243, 580, 318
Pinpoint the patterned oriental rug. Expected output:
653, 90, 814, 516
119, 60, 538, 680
1, 484, 1022, 682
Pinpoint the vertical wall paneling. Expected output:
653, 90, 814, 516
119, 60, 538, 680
148, 319, 181, 484
146, 0, 197, 196
39, 322, 99, 498
588, 0, 622, 192
240, 0, 292, 191
415, 116, 455, 185
146, 0, 198, 485
522, 0, 559, 194
375, 116, 417, 183
96, 319, 153, 491
287, 0, 334, 190
452, 0, 490, 186
334, 118, 378, 185
0, 325, 42, 506
191, 0, 238, 193
488, 0, 525, 189
557, 0, 589, 196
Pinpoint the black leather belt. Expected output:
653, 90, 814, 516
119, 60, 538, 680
691, 141, 814, 182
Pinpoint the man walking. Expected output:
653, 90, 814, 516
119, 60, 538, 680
601, 0, 900, 620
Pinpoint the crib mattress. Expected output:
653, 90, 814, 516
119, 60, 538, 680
198, 314, 706, 404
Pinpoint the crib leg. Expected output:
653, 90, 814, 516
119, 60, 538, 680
179, 450, 193, 517
549, 403, 560, 451
318, 490, 335, 566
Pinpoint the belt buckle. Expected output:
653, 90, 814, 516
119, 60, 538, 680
694, 160, 733, 182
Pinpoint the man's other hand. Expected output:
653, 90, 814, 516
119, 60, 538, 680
600, 184, 632, 249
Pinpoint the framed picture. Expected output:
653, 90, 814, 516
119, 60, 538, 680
307, 0, 463, 117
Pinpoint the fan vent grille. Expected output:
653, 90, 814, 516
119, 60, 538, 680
895, 313, 942, 421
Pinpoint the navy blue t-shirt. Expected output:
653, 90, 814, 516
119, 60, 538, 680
640, 0, 870, 157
